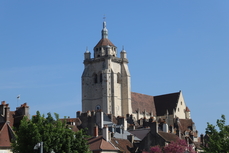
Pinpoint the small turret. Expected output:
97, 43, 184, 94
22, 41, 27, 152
84, 47, 91, 60
120, 46, 127, 59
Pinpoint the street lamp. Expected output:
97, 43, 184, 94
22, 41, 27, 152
34, 142, 43, 153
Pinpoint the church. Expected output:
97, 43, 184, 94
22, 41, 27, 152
72, 21, 201, 152
81, 21, 191, 124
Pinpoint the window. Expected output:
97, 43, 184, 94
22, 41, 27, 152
93, 74, 98, 83
96, 105, 101, 110
100, 73, 102, 83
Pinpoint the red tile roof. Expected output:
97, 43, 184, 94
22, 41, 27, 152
154, 92, 180, 116
94, 38, 115, 48
0, 123, 15, 147
178, 119, 194, 132
87, 136, 118, 151
158, 131, 179, 142
111, 138, 134, 153
131, 92, 156, 116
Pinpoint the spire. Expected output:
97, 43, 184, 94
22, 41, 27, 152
102, 21, 108, 39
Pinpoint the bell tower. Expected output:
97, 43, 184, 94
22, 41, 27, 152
82, 21, 132, 117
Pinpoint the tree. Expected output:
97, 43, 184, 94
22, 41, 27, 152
204, 114, 229, 153
12, 111, 90, 153
145, 139, 195, 153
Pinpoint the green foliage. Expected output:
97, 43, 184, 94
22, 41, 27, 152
12, 111, 90, 153
204, 114, 229, 153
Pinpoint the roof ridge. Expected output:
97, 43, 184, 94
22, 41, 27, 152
154, 91, 180, 97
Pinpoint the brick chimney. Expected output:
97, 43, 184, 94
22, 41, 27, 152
94, 125, 98, 137
5, 104, 10, 122
0, 101, 6, 116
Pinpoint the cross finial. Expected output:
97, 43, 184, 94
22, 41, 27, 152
103, 15, 106, 21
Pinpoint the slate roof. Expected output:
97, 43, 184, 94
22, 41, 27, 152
158, 131, 179, 142
94, 38, 115, 48
113, 130, 141, 141
154, 92, 180, 116
87, 136, 118, 151
131, 92, 156, 116
128, 128, 150, 140
111, 138, 134, 153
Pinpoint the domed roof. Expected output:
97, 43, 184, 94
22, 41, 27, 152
94, 38, 115, 48
94, 21, 116, 49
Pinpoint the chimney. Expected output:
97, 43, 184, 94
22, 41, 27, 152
163, 123, 168, 133
76, 111, 81, 118
96, 111, 104, 129
0, 101, 7, 116
200, 134, 204, 145
94, 125, 98, 137
127, 135, 134, 143
150, 122, 158, 134
5, 104, 10, 122
103, 126, 109, 141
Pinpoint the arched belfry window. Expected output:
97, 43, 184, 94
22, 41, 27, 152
117, 73, 121, 84
93, 73, 98, 84
100, 73, 103, 83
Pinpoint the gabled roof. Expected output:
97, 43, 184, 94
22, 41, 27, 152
131, 92, 156, 116
158, 131, 179, 143
94, 38, 115, 48
111, 138, 134, 153
87, 136, 118, 151
113, 130, 141, 141
154, 92, 180, 116
128, 128, 150, 140
0, 123, 15, 147
178, 119, 194, 132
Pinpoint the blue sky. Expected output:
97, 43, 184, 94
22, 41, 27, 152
1, 1, 229, 134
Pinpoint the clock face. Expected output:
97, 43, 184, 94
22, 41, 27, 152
96, 105, 101, 110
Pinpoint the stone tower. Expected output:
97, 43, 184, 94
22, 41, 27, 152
82, 21, 132, 117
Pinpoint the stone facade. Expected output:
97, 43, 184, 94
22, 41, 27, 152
82, 21, 132, 117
